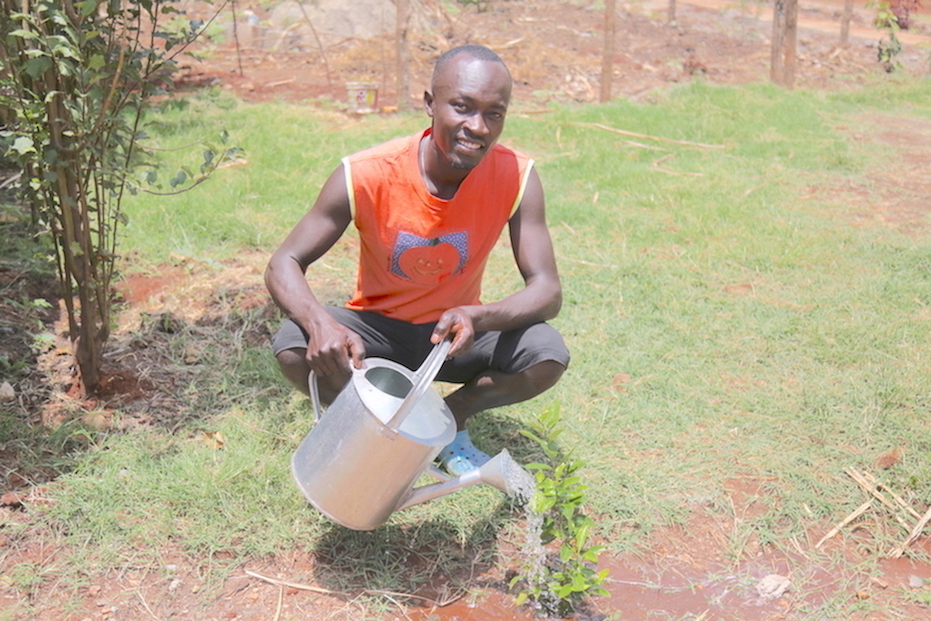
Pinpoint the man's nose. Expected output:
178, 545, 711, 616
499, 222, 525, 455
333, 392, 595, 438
464, 113, 488, 136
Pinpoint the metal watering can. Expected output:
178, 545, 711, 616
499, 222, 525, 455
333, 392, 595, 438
291, 340, 531, 531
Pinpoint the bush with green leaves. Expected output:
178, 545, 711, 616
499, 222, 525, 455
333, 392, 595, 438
0, 0, 237, 393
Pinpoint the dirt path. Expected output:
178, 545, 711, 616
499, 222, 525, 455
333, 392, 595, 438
678, 0, 928, 45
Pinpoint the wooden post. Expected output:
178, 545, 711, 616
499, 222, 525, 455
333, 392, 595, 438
770, 0, 786, 84
783, 0, 798, 89
840, 0, 854, 45
230, 0, 244, 75
396, 0, 410, 109
668, 0, 677, 25
770, 0, 797, 88
600, 0, 616, 103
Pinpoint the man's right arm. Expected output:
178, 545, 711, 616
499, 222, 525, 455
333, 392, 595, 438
264, 164, 364, 375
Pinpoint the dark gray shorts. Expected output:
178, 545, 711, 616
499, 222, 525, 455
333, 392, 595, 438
271, 307, 570, 384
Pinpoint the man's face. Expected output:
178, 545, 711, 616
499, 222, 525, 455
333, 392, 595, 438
424, 55, 512, 172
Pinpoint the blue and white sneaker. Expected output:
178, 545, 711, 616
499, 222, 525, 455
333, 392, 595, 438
437, 430, 491, 476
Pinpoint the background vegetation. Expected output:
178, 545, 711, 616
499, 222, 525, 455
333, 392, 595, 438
2, 74, 931, 618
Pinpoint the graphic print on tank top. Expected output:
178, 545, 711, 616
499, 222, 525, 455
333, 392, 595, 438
390, 231, 468, 286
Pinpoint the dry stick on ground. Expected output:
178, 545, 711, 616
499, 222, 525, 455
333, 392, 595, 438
815, 498, 873, 548
651, 153, 705, 177
273, 584, 284, 621
577, 122, 726, 149
245, 569, 343, 596
859, 469, 921, 520
890, 505, 931, 558
516, 116, 725, 150
244, 569, 463, 607
845, 467, 913, 531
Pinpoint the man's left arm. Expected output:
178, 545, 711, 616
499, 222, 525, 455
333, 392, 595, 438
432, 168, 562, 355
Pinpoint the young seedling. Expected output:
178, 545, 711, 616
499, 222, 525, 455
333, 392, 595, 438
511, 403, 610, 617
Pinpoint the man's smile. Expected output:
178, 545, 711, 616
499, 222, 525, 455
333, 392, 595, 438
455, 136, 484, 153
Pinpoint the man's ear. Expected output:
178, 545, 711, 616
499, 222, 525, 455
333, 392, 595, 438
423, 90, 435, 117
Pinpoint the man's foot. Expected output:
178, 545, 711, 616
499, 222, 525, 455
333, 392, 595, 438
437, 430, 491, 476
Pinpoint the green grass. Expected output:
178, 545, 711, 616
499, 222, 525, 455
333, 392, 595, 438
5, 75, 931, 618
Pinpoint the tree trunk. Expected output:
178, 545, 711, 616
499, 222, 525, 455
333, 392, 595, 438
770, 0, 786, 84
600, 0, 617, 103
782, 0, 798, 89
840, 0, 854, 45
770, 0, 798, 88
396, 0, 410, 109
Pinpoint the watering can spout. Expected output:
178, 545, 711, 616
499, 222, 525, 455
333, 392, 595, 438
396, 449, 535, 511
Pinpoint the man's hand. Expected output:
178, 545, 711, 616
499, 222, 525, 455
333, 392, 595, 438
431, 307, 476, 357
306, 317, 365, 376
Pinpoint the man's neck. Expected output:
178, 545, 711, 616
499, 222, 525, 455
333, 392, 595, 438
419, 135, 469, 200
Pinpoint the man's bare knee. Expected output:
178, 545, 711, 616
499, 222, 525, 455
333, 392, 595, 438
277, 348, 311, 395
523, 360, 565, 397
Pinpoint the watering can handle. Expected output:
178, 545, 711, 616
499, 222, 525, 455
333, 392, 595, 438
386, 339, 452, 431
308, 371, 324, 422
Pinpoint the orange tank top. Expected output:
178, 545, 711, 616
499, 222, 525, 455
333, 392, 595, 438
342, 129, 534, 324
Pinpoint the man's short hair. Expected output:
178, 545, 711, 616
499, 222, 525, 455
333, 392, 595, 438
431, 45, 508, 85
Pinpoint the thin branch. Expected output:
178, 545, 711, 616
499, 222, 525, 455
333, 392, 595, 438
243, 569, 459, 607
890, 506, 931, 558
815, 499, 873, 548
244, 569, 342, 595
295, 1, 333, 89
845, 467, 912, 532
858, 469, 921, 520
230, 0, 244, 75
577, 121, 726, 149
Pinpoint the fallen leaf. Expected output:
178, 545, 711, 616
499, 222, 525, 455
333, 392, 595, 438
0, 492, 23, 508
612, 372, 631, 392
183, 344, 203, 364
724, 283, 754, 296
82, 410, 111, 430
202, 431, 225, 450
876, 447, 901, 470
0, 381, 15, 400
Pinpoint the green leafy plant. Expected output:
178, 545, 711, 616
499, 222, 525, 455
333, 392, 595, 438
877, 31, 904, 72
512, 403, 609, 617
870, 0, 908, 71
0, 0, 238, 394
888, 0, 921, 29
